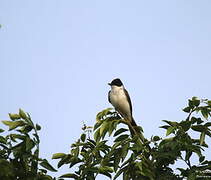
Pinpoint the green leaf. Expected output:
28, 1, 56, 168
99, 166, 113, 178
113, 166, 126, 179
166, 126, 176, 136
36, 124, 41, 131
52, 153, 66, 159
200, 132, 205, 145
10, 133, 25, 141
8, 113, 21, 120
111, 141, 122, 150
153, 136, 161, 141
0, 128, 4, 133
159, 125, 170, 129
191, 117, 198, 124
121, 142, 129, 162
114, 128, 128, 137
26, 138, 35, 151
180, 120, 191, 131
96, 108, 113, 120
0, 136, 7, 144
40, 159, 57, 172
196, 118, 204, 124
114, 134, 129, 142
201, 107, 209, 119
20, 125, 33, 133
188, 99, 194, 108
2, 120, 25, 130
57, 155, 72, 168
183, 107, 191, 113
162, 120, 178, 127
69, 157, 82, 168
100, 121, 109, 139
199, 156, 205, 163
191, 125, 206, 133
192, 97, 200, 107
80, 133, 86, 142
99, 166, 113, 173
19, 109, 27, 119
93, 121, 103, 131
59, 173, 78, 178
94, 128, 100, 142
185, 151, 192, 161
108, 121, 116, 136
204, 122, 211, 127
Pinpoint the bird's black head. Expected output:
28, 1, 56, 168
108, 78, 123, 86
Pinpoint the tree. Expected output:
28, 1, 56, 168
53, 97, 211, 180
0, 109, 56, 180
0, 97, 211, 179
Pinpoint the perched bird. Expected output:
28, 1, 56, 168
108, 78, 137, 131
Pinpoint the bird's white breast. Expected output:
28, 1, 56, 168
110, 86, 131, 119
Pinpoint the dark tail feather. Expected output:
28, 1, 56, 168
130, 117, 145, 142
131, 117, 137, 127
129, 117, 151, 151
129, 117, 137, 136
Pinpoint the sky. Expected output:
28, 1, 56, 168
0, 0, 211, 179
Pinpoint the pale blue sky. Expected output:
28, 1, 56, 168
0, 0, 211, 178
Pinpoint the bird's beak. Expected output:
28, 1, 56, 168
108, 83, 111, 86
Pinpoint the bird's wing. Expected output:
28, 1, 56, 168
108, 90, 111, 103
124, 89, 133, 116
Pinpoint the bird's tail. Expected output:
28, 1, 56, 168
129, 117, 151, 151
131, 117, 137, 127
129, 117, 145, 142
129, 117, 137, 136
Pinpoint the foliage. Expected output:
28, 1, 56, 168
0, 97, 211, 180
53, 97, 211, 180
0, 109, 56, 180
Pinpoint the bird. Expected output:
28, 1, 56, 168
108, 78, 137, 134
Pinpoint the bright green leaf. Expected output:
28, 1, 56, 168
100, 121, 109, 140
2, 120, 25, 130
19, 109, 27, 119
166, 126, 176, 136
52, 153, 66, 159
200, 132, 205, 145
8, 113, 21, 120
94, 128, 100, 142
93, 121, 103, 131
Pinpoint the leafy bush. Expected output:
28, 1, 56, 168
0, 109, 56, 180
53, 97, 211, 180
1, 97, 210, 179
